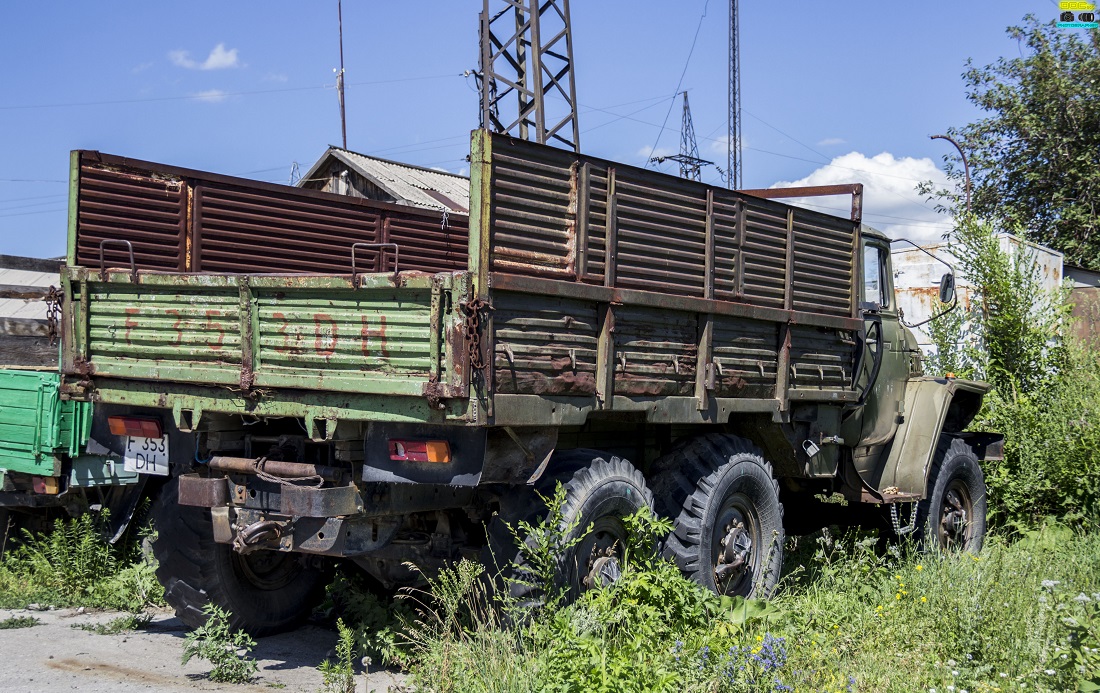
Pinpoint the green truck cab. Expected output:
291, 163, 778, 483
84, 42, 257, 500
55, 132, 1001, 634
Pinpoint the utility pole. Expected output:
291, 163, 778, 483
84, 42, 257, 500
478, 0, 580, 152
727, 0, 742, 189
650, 92, 713, 181
336, 0, 347, 149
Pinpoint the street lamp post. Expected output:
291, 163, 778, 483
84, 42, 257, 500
930, 134, 971, 214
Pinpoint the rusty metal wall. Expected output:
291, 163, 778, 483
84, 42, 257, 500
488, 147, 576, 278
789, 326, 855, 391
612, 305, 698, 397
252, 288, 434, 387
711, 318, 778, 398
85, 284, 243, 385
492, 291, 598, 396
76, 163, 186, 272
485, 135, 857, 319
790, 213, 855, 318
73, 153, 469, 276
738, 199, 789, 309
196, 185, 380, 274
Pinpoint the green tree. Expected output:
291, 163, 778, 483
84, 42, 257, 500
924, 16, 1100, 269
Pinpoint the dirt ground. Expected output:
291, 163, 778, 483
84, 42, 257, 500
0, 606, 407, 692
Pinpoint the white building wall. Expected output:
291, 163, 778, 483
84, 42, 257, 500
891, 233, 1063, 352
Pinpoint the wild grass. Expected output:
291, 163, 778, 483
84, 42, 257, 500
330, 515, 1100, 693
0, 510, 163, 611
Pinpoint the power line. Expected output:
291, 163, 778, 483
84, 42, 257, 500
0, 74, 460, 111
643, 0, 710, 169
0, 207, 67, 219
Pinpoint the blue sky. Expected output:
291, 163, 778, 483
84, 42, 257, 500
0, 1, 1062, 256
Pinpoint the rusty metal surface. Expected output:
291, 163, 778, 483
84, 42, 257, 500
492, 291, 598, 396
64, 269, 455, 400
75, 161, 185, 271
280, 484, 363, 517
177, 473, 229, 507
739, 183, 864, 223
483, 134, 858, 319
72, 152, 469, 275
612, 305, 697, 397
207, 456, 347, 484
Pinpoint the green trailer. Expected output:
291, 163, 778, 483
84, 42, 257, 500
56, 132, 1002, 634
0, 368, 141, 549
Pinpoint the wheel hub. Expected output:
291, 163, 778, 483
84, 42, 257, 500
715, 520, 752, 582
584, 545, 621, 588
939, 483, 971, 547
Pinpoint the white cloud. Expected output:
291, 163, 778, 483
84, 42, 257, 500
131, 61, 154, 74
817, 137, 846, 146
169, 43, 240, 70
191, 89, 228, 103
262, 72, 288, 83
771, 151, 953, 245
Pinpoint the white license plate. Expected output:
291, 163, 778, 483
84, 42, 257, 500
123, 435, 170, 476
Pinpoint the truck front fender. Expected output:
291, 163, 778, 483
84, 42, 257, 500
876, 377, 1000, 497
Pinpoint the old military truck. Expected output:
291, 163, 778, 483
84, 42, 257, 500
55, 132, 1001, 634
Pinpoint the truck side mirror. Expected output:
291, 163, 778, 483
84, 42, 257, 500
939, 272, 956, 304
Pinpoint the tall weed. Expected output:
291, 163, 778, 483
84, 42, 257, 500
0, 510, 163, 609
926, 217, 1100, 526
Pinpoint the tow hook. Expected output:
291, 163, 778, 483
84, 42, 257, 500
716, 521, 752, 581
233, 519, 286, 554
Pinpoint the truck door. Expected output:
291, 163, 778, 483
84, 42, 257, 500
848, 238, 910, 479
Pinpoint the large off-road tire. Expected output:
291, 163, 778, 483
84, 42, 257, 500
915, 435, 987, 553
152, 477, 328, 636
653, 434, 785, 599
484, 450, 653, 605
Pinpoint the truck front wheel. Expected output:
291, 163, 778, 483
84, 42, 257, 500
654, 434, 785, 599
151, 477, 329, 636
917, 436, 987, 553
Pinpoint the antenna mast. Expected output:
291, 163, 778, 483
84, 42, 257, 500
336, 0, 347, 149
727, 0, 742, 189
478, 0, 580, 152
649, 91, 713, 181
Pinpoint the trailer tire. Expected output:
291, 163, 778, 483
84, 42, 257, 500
151, 477, 328, 636
653, 434, 784, 599
916, 436, 987, 553
484, 450, 653, 605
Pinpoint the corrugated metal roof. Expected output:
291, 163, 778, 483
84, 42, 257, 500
0, 267, 55, 321
305, 147, 470, 214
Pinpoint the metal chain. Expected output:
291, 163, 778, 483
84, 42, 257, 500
461, 298, 490, 374
890, 501, 920, 536
44, 285, 63, 346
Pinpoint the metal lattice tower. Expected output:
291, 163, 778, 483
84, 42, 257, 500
649, 92, 712, 181
478, 0, 580, 152
728, 0, 742, 189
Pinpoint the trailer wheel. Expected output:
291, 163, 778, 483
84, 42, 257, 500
916, 436, 987, 553
151, 477, 328, 636
485, 450, 653, 605
653, 434, 784, 599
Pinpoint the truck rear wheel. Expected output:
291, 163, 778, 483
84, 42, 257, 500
486, 450, 653, 605
654, 434, 784, 599
151, 477, 328, 636
917, 436, 987, 553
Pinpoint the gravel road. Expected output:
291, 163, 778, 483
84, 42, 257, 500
0, 607, 406, 692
